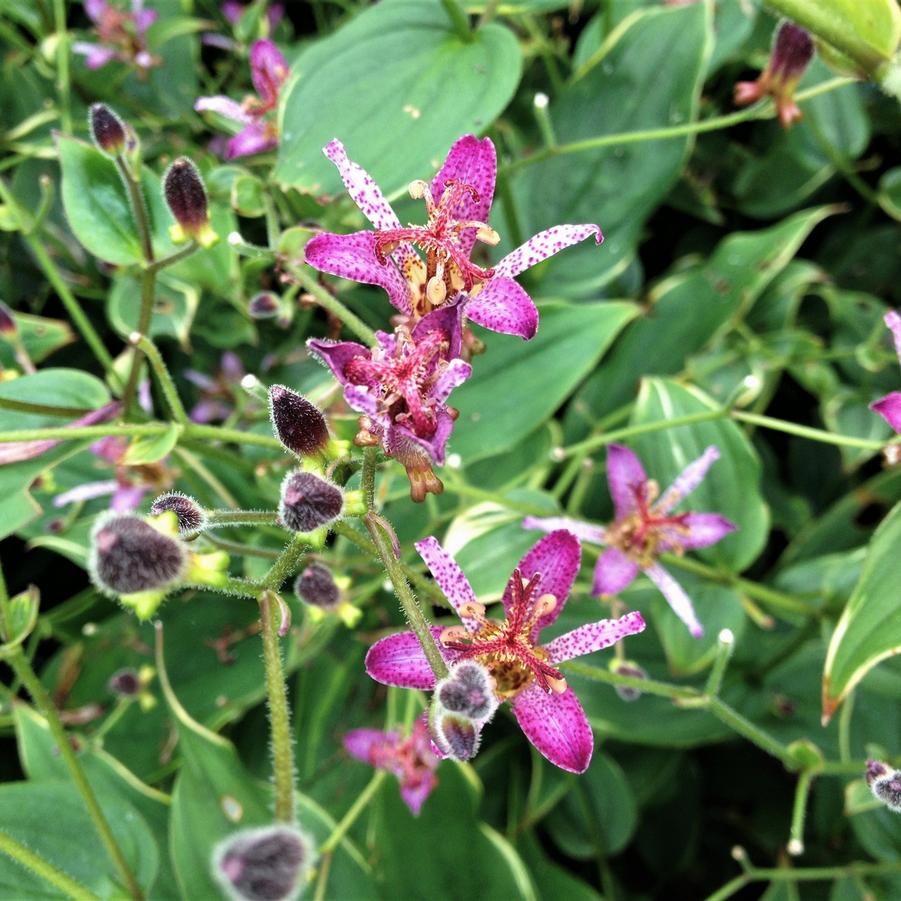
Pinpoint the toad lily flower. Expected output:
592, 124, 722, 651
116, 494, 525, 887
366, 531, 646, 773
870, 310, 901, 433
309, 304, 471, 501
195, 39, 288, 159
73, 0, 160, 73
524, 444, 737, 638
304, 135, 602, 340
344, 716, 440, 816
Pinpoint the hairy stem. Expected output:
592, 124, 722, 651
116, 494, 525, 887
286, 264, 377, 346
0, 830, 99, 901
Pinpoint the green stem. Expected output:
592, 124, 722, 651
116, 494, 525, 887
562, 660, 700, 701
207, 510, 280, 527
52, 0, 71, 133
0, 397, 91, 417
361, 446, 377, 510
202, 534, 281, 560
287, 265, 377, 346
259, 590, 296, 822
704, 629, 734, 697
731, 410, 889, 451
0, 830, 99, 901
788, 770, 814, 856
114, 156, 154, 264
706, 696, 797, 769
261, 532, 310, 591
145, 241, 199, 275
319, 770, 386, 854
182, 423, 283, 450
122, 269, 156, 416
131, 334, 188, 423
440, 0, 472, 41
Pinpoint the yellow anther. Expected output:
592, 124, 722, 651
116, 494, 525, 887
440, 626, 470, 645
426, 275, 447, 305
408, 179, 429, 200
546, 675, 568, 694
476, 225, 500, 246
458, 601, 486, 619
535, 593, 558, 617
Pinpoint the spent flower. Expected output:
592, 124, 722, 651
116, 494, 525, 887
524, 444, 736, 638
74, 0, 160, 73
365, 531, 646, 772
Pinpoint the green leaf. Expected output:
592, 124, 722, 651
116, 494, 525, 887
823, 500, 901, 722
451, 301, 637, 464
275, 0, 523, 194
107, 274, 199, 348
0, 586, 39, 653
0, 311, 74, 367
630, 378, 770, 571
121, 424, 179, 465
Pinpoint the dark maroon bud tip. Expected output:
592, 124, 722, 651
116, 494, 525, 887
164, 157, 209, 232
248, 292, 281, 320
437, 713, 479, 761
150, 491, 207, 534
866, 759, 890, 786
0, 300, 16, 336
214, 825, 312, 901
771, 21, 814, 79
89, 513, 186, 595
108, 668, 141, 698
89, 103, 127, 156
269, 385, 330, 457
294, 562, 340, 609
278, 471, 343, 533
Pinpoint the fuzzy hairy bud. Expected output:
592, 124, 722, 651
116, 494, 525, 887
89, 103, 127, 156
611, 659, 648, 702
867, 760, 901, 813
108, 668, 141, 698
213, 825, 312, 901
434, 712, 480, 761
269, 385, 330, 457
164, 158, 217, 247
150, 492, 207, 534
248, 292, 281, 320
278, 471, 343, 533
435, 662, 497, 721
294, 562, 340, 610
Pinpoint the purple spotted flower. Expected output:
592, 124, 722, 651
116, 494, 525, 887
195, 39, 288, 159
524, 444, 736, 638
304, 135, 602, 340
870, 311, 901, 433
366, 532, 646, 773
344, 716, 440, 816
309, 304, 470, 502
73, 0, 160, 73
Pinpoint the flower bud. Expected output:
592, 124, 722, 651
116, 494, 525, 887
294, 562, 340, 610
90, 512, 186, 597
866, 759, 901, 813
108, 668, 141, 698
89, 103, 127, 156
0, 301, 17, 336
610, 659, 648, 702
435, 662, 497, 722
248, 292, 281, 320
269, 385, 330, 458
150, 491, 207, 534
164, 157, 218, 248
432, 711, 480, 761
278, 471, 343, 533
213, 825, 313, 901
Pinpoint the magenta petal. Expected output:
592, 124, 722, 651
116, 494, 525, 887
431, 358, 471, 405
111, 484, 147, 512
52, 480, 119, 508
249, 39, 288, 106
304, 231, 412, 314
494, 224, 603, 279
871, 392, 901, 433
677, 513, 737, 550
390, 408, 456, 464
464, 278, 538, 340
644, 563, 704, 638
544, 611, 646, 664
343, 728, 398, 763
885, 310, 901, 364
593, 547, 639, 596
365, 628, 458, 689
606, 444, 647, 519
227, 122, 277, 159
431, 135, 496, 258
415, 537, 480, 632
84, 0, 107, 22
133, 8, 158, 33
307, 337, 369, 386
511, 683, 593, 773
324, 139, 402, 231
657, 446, 721, 513
412, 302, 464, 360
503, 531, 580, 633
195, 95, 253, 125
74, 43, 117, 69
400, 774, 438, 817
522, 515, 606, 546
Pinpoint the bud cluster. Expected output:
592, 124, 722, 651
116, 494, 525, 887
429, 661, 498, 761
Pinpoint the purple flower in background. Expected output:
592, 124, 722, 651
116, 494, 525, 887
366, 532, 646, 773
185, 351, 245, 424
195, 39, 288, 159
221, 1, 284, 28
870, 311, 901, 433
309, 305, 470, 501
524, 444, 736, 638
344, 716, 440, 816
304, 135, 602, 340
73, 0, 160, 73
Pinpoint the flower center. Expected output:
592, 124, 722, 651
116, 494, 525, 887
439, 570, 566, 699
606, 481, 691, 566
373, 179, 499, 309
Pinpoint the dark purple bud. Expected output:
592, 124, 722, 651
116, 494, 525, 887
278, 471, 343, 533
108, 668, 141, 698
436, 713, 479, 761
611, 659, 648, 702
0, 301, 16, 336
436, 662, 496, 721
248, 292, 281, 320
294, 562, 340, 609
89, 103, 127, 156
150, 491, 207, 534
269, 385, 330, 457
868, 761, 901, 813
214, 825, 311, 901
90, 513, 186, 595
164, 157, 210, 239
866, 759, 890, 786
770, 21, 814, 81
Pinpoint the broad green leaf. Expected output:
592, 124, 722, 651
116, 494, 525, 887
516, 833, 602, 901
452, 301, 637, 464
121, 423, 179, 465
0, 585, 39, 652
823, 500, 901, 722
513, 3, 711, 294
0, 311, 73, 367
275, 0, 522, 193
107, 274, 199, 348
630, 378, 770, 571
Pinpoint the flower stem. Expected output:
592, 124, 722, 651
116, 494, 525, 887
788, 770, 814, 857
319, 770, 386, 855
0, 830, 99, 901
114, 156, 154, 264
0, 397, 91, 417
206, 509, 280, 528
286, 264, 377, 347
145, 241, 199, 275
52, 0, 71, 133
730, 410, 889, 451
130, 334, 188, 423
440, 0, 473, 41
261, 532, 310, 592
705, 696, 797, 770
259, 589, 296, 823
122, 268, 156, 417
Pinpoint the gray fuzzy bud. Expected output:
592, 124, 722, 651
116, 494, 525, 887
269, 385, 330, 457
294, 563, 340, 609
278, 471, 343, 533
436, 662, 497, 721
150, 492, 206, 534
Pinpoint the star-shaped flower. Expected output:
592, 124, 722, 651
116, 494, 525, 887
524, 444, 736, 638
73, 0, 160, 72
304, 135, 602, 340
365, 531, 646, 773
870, 310, 901, 433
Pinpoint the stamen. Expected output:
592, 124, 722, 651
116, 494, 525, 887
476, 225, 500, 246
426, 273, 447, 305
458, 601, 486, 619
440, 626, 470, 644
546, 674, 568, 694
535, 593, 557, 617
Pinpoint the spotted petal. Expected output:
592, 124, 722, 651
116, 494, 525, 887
325, 139, 402, 231
593, 547, 639, 596
306, 338, 369, 388
226, 121, 277, 159
195, 95, 254, 125
464, 277, 538, 340
544, 611, 646, 664
304, 231, 412, 314
657, 446, 721, 514
415, 536, 481, 632
365, 628, 460, 690
431, 134, 496, 258
606, 444, 647, 519
73, 42, 117, 69
522, 515, 606, 546
510, 683, 593, 773
503, 530, 581, 636
871, 392, 901, 433
494, 224, 603, 279
391, 408, 456, 465
412, 302, 465, 360
644, 563, 704, 638
673, 512, 737, 550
